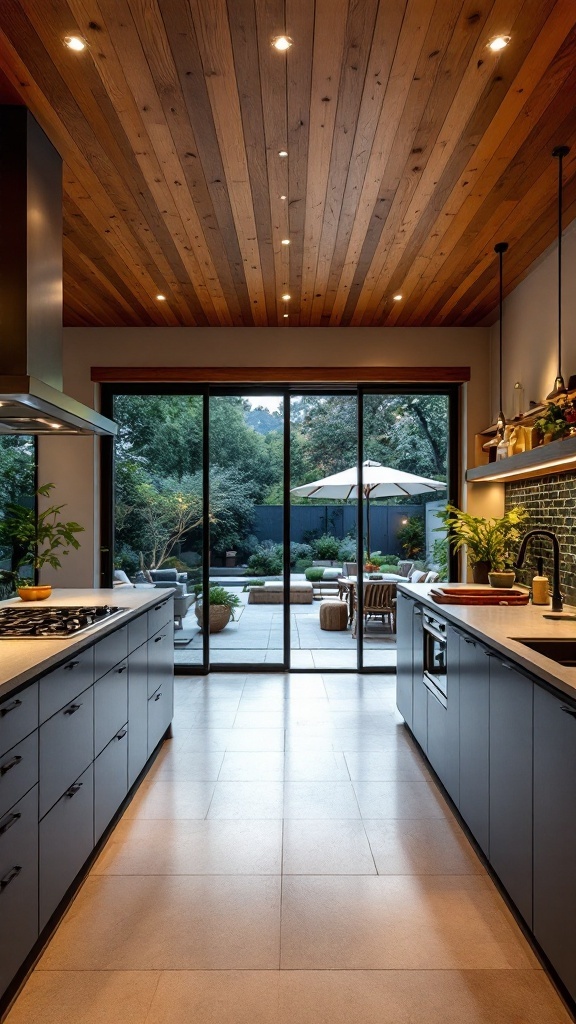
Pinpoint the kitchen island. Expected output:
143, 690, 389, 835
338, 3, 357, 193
397, 582, 576, 1013
0, 589, 175, 1013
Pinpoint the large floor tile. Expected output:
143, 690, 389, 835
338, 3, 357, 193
364, 818, 483, 875
280, 875, 538, 969
207, 781, 284, 818
283, 820, 376, 874
218, 752, 286, 781
92, 818, 283, 874
233, 711, 288, 729
123, 779, 215, 819
38, 875, 281, 970
283, 782, 360, 819
148, 749, 224, 779
145, 971, 280, 1024
353, 779, 450, 819
3, 971, 160, 1024
344, 749, 429, 780
277, 969, 572, 1024
224, 729, 286, 751
283, 751, 349, 781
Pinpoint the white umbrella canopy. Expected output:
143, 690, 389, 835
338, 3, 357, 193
291, 460, 446, 556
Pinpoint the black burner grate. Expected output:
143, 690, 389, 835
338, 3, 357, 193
0, 606, 126, 638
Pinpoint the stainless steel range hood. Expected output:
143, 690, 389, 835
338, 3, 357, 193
0, 107, 116, 436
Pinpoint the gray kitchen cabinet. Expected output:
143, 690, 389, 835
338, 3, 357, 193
39, 687, 94, 818
148, 681, 171, 756
458, 634, 490, 854
94, 725, 128, 842
396, 592, 414, 727
128, 611, 148, 654
147, 625, 173, 698
94, 659, 128, 757
148, 596, 173, 640
426, 624, 460, 805
39, 649, 93, 724
489, 657, 533, 926
39, 764, 94, 931
0, 786, 38, 999
94, 625, 128, 681
0, 731, 38, 820
0, 682, 38, 757
411, 604, 426, 751
533, 685, 576, 1004
128, 644, 148, 788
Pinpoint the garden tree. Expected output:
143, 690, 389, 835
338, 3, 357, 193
0, 436, 35, 508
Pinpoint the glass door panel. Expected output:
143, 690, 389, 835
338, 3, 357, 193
208, 393, 285, 668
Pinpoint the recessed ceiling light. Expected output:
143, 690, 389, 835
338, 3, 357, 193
156, 294, 166, 301
272, 35, 293, 52
278, 150, 288, 158
488, 35, 510, 51
281, 239, 290, 245
282, 293, 291, 301
283, 313, 289, 318
280, 194, 287, 200
393, 294, 403, 301
64, 35, 86, 51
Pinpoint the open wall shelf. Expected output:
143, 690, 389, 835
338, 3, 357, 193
466, 434, 576, 483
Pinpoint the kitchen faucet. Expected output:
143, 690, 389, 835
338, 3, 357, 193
515, 529, 563, 611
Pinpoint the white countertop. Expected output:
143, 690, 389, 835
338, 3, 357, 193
0, 588, 174, 699
399, 582, 576, 702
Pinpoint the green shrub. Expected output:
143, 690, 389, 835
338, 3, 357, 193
294, 557, 313, 573
197, 585, 242, 620
397, 516, 425, 559
247, 541, 283, 576
380, 564, 401, 574
305, 567, 325, 582
242, 579, 265, 591
377, 553, 399, 565
338, 535, 357, 561
312, 533, 340, 560
160, 556, 190, 574
290, 541, 313, 566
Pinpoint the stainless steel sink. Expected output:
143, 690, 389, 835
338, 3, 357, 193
511, 637, 576, 666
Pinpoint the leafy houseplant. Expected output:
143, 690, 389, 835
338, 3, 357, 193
195, 585, 242, 633
437, 504, 528, 584
0, 484, 84, 600
535, 402, 569, 443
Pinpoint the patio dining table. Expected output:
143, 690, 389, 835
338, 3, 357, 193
337, 574, 405, 624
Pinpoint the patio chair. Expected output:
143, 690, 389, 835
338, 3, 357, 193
424, 570, 440, 583
409, 569, 427, 583
397, 560, 414, 577
352, 582, 396, 637
342, 562, 358, 577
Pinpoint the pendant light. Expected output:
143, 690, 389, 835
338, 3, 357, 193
494, 241, 509, 436
547, 144, 570, 399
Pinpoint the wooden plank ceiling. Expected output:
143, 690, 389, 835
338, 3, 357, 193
0, 0, 575, 328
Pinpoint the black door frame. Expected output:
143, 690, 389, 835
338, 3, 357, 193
101, 382, 460, 674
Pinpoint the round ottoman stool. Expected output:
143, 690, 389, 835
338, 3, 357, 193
319, 600, 348, 631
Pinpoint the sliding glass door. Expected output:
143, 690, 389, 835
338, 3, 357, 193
104, 383, 456, 673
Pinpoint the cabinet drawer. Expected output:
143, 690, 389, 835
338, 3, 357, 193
147, 627, 173, 697
94, 659, 128, 757
0, 682, 38, 759
128, 645, 148, 788
128, 612, 148, 654
39, 648, 94, 723
0, 786, 38, 999
39, 687, 94, 819
148, 596, 173, 638
94, 725, 128, 842
39, 764, 94, 931
147, 682, 171, 756
0, 731, 38, 820
94, 626, 128, 681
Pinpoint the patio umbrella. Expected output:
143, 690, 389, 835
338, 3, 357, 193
291, 460, 446, 558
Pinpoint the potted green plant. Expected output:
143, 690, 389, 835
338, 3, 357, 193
0, 484, 84, 600
437, 504, 529, 585
195, 585, 242, 633
535, 401, 569, 444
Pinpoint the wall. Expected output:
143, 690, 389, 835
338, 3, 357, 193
505, 472, 576, 603
39, 326, 491, 586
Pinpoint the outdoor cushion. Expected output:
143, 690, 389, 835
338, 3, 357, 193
150, 568, 178, 581
113, 569, 132, 586
322, 568, 341, 580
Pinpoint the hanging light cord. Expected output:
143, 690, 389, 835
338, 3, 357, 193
494, 241, 508, 431
551, 145, 570, 394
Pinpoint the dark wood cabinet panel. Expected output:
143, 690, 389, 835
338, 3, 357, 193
489, 658, 533, 927
533, 685, 576, 1003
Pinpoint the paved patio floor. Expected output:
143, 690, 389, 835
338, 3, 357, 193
174, 591, 397, 670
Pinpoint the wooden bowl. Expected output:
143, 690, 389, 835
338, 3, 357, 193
17, 585, 52, 602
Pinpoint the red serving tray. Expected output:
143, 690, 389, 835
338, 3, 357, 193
430, 587, 530, 606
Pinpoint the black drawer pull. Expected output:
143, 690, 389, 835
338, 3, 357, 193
0, 865, 22, 893
561, 705, 576, 719
0, 812, 21, 836
116, 729, 127, 740
154, 692, 162, 701
64, 660, 81, 671
63, 703, 82, 716
0, 755, 22, 777
117, 665, 127, 674
499, 661, 514, 669
0, 698, 23, 718
154, 603, 166, 611
154, 635, 166, 643
65, 782, 83, 798
463, 637, 475, 645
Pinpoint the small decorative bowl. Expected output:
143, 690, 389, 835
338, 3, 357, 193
17, 585, 52, 601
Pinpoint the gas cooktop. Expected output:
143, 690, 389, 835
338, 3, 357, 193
0, 605, 128, 639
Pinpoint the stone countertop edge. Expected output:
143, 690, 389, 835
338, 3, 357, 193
0, 587, 176, 699
399, 582, 576, 702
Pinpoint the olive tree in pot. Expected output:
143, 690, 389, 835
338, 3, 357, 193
195, 585, 242, 633
437, 504, 529, 585
0, 484, 84, 600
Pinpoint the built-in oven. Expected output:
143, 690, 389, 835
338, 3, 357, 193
422, 610, 447, 707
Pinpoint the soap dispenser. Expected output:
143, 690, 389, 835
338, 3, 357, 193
532, 557, 550, 606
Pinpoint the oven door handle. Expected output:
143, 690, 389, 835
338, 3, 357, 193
423, 623, 447, 644
423, 671, 448, 709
